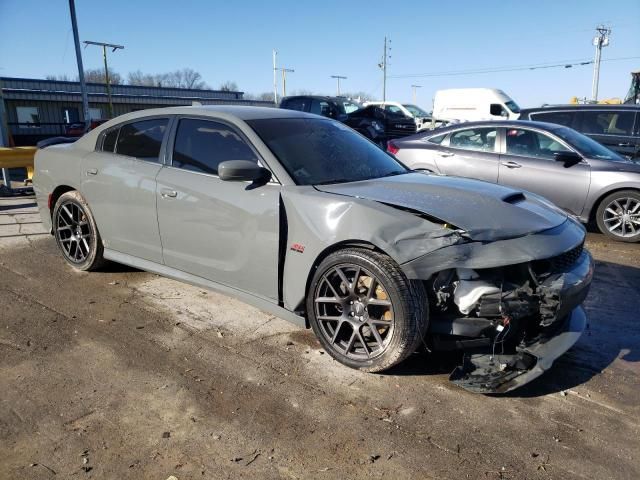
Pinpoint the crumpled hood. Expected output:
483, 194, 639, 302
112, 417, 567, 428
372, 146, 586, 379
315, 172, 568, 241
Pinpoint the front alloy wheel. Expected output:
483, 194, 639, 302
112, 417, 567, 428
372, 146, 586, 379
596, 190, 640, 243
307, 248, 428, 372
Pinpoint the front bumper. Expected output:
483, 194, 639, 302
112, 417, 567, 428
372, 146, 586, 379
448, 250, 593, 393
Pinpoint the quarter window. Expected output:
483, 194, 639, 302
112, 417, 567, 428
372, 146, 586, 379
530, 111, 574, 127
116, 118, 168, 161
102, 128, 119, 152
427, 133, 447, 144
449, 128, 497, 152
505, 128, 571, 160
172, 119, 258, 175
581, 111, 635, 136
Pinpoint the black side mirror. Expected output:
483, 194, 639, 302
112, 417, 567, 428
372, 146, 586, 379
218, 160, 272, 183
553, 151, 582, 167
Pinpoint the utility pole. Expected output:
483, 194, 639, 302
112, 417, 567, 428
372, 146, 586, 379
591, 25, 611, 102
331, 75, 347, 96
276, 68, 294, 97
272, 49, 278, 105
83, 40, 124, 118
68, 0, 90, 131
378, 36, 390, 103
411, 84, 422, 104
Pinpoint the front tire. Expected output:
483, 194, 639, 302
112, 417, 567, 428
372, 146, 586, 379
307, 248, 428, 373
595, 190, 640, 242
53, 191, 106, 270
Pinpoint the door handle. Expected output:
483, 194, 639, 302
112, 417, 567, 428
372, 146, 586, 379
86, 168, 98, 176
160, 188, 178, 198
438, 152, 454, 157
618, 142, 633, 147
501, 161, 522, 169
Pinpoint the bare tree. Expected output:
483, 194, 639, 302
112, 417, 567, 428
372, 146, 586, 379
84, 68, 122, 85
127, 70, 156, 86
45, 74, 73, 81
342, 91, 374, 102
219, 81, 239, 92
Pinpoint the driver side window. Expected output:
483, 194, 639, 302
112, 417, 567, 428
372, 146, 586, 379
505, 128, 570, 160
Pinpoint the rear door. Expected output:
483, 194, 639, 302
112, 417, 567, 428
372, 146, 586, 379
433, 126, 500, 182
498, 127, 590, 216
155, 117, 281, 301
81, 117, 169, 263
577, 109, 638, 158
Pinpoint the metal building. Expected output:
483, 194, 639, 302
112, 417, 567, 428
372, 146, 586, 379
1, 77, 272, 145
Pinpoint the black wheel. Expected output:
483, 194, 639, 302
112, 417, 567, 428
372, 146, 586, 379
307, 248, 428, 373
596, 190, 640, 243
53, 191, 106, 270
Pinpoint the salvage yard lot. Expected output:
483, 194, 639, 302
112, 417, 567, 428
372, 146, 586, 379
1, 196, 639, 479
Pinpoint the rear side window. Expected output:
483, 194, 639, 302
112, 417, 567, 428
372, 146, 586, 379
310, 99, 331, 117
116, 118, 168, 161
101, 128, 118, 152
581, 111, 635, 136
281, 98, 310, 112
449, 128, 497, 152
172, 119, 258, 175
530, 111, 574, 127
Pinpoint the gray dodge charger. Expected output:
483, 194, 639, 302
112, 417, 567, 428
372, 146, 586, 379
34, 106, 593, 393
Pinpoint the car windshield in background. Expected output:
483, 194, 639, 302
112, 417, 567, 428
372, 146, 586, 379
337, 100, 361, 114
248, 118, 407, 185
505, 100, 521, 113
553, 126, 625, 161
403, 104, 430, 117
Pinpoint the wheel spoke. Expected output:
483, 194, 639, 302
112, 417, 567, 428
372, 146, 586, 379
368, 298, 392, 306
322, 276, 342, 299
369, 324, 385, 349
344, 328, 356, 355
315, 296, 341, 304
356, 328, 370, 357
366, 277, 378, 300
330, 320, 344, 344
369, 319, 392, 326
335, 268, 351, 294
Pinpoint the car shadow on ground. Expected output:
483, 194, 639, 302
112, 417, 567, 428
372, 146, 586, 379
385, 260, 640, 397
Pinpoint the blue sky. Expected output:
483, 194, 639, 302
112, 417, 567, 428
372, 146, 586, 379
1, 0, 639, 109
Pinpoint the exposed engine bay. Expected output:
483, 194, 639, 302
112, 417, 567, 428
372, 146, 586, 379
426, 243, 593, 393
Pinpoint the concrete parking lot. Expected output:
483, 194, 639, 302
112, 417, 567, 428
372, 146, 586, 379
1, 195, 639, 479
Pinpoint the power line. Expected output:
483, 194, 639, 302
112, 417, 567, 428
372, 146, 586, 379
388, 56, 640, 79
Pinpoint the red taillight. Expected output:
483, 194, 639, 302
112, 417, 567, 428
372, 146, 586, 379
387, 140, 399, 155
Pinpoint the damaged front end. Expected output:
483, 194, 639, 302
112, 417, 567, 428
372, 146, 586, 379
410, 237, 593, 394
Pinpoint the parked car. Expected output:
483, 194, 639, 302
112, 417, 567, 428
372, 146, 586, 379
280, 95, 417, 146
34, 106, 592, 393
433, 88, 521, 123
364, 101, 433, 131
519, 104, 640, 159
388, 120, 640, 242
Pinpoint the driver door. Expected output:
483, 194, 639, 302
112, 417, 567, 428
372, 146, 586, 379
497, 127, 591, 217
156, 117, 281, 301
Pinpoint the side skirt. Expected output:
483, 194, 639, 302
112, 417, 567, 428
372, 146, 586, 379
103, 248, 307, 328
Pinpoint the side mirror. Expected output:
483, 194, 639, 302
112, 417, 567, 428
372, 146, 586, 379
553, 151, 582, 167
218, 160, 272, 183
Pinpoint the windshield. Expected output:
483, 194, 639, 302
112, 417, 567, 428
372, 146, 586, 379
505, 100, 521, 114
336, 100, 361, 114
553, 126, 625, 161
248, 118, 408, 185
402, 104, 430, 117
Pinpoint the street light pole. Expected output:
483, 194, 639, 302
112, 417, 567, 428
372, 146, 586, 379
83, 40, 124, 118
68, 0, 90, 131
591, 25, 611, 102
331, 75, 347, 96
411, 84, 422, 104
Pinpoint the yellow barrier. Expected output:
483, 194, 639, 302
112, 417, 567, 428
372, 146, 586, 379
0, 146, 37, 183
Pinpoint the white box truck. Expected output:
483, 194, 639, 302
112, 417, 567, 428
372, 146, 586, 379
433, 88, 521, 123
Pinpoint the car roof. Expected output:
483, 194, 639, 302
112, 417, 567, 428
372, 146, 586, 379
281, 95, 355, 102
421, 119, 571, 135
520, 104, 640, 114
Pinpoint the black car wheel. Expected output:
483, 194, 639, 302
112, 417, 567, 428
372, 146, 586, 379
596, 190, 640, 243
307, 248, 428, 372
53, 191, 106, 270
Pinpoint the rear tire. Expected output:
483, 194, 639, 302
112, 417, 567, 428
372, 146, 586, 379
306, 248, 428, 373
595, 190, 640, 243
53, 191, 106, 271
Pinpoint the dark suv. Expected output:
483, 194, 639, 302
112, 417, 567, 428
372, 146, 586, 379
280, 95, 417, 147
519, 105, 639, 159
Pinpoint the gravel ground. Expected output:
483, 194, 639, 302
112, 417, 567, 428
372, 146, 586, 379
1, 196, 638, 479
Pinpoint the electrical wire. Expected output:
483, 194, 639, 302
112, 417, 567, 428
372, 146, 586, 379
388, 55, 640, 79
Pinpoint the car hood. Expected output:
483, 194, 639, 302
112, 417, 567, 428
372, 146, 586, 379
589, 157, 640, 173
314, 172, 568, 241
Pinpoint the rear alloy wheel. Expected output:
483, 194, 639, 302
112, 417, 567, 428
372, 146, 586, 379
53, 191, 106, 270
596, 190, 640, 243
307, 248, 428, 372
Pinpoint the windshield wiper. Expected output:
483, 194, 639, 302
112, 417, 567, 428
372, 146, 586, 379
314, 178, 354, 185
